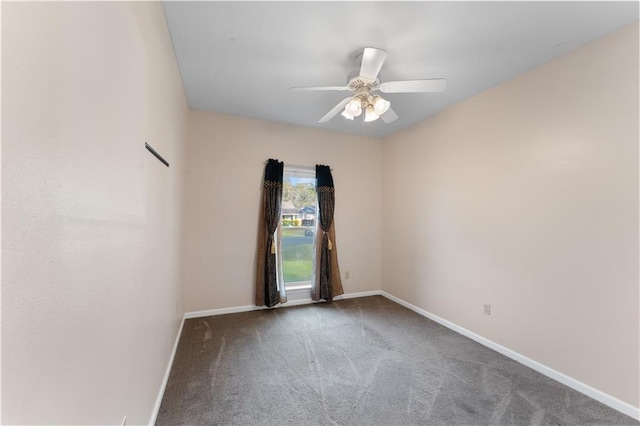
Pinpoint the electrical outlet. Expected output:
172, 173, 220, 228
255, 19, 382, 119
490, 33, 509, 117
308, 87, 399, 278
483, 304, 491, 316
345, 271, 350, 279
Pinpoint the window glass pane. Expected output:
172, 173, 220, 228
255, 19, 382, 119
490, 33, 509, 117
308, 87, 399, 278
281, 169, 316, 289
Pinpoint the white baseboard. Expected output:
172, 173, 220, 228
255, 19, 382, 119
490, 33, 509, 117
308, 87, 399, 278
335, 290, 382, 300
183, 290, 383, 319
148, 315, 185, 426
184, 304, 260, 319
380, 291, 640, 422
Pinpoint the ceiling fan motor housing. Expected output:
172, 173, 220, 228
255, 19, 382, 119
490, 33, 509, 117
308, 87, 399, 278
346, 70, 379, 91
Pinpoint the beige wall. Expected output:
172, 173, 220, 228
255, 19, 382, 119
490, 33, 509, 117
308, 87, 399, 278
183, 111, 382, 312
382, 23, 639, 407
2, 2, 187, 424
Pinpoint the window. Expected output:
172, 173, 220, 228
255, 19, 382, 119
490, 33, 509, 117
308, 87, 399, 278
280, 167, 317, 290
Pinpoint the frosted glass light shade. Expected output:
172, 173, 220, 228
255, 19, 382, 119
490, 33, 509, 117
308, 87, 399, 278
345, 99, 362, 116
341, 109, 355, 120
364, 105, 379, 122
372, 95, 390, 115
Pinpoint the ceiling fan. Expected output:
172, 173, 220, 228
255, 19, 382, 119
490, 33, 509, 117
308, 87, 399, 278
290, 47, 447, 124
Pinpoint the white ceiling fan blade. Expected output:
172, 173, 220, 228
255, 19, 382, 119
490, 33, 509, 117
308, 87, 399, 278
381, 107, 398, 123
359, 47, 388, 82
289, 86, 350, 92
318, 97, 352, 123
379, 79, 447, 93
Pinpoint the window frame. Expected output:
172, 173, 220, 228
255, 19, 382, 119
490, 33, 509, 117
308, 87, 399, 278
279, 165, 317, 291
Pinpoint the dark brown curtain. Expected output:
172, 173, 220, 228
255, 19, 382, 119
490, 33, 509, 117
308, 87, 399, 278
313, 165, 344, 301
255, 159, 284, 307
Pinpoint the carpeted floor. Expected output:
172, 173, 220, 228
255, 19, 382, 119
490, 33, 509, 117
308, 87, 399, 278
156, 296, 637, 425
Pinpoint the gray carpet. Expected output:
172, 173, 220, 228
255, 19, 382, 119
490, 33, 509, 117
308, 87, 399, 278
156, 296, 637, 425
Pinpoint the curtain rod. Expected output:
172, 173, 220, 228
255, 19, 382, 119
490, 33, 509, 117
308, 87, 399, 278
264, 161, 332, 171
145, 142, 169, 167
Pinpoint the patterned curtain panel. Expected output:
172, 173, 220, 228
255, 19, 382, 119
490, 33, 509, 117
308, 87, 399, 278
255, 159, 284, 307
313, 165, 344, 301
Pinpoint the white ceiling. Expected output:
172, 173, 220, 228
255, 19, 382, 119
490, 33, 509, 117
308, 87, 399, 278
162, 1, 638, 139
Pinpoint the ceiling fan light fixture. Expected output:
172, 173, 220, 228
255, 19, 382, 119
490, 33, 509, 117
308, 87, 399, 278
372, 95, 390, 115
345, 98, 362, 116
364, 105, 380, 122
